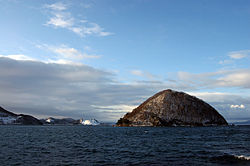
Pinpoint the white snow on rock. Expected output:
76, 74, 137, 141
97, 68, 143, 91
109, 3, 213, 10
81, 119, 100, 125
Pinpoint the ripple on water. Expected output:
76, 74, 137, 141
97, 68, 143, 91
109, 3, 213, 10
0, 125, 249, 165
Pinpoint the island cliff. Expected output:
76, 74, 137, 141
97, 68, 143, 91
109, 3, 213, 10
116, 89, 228, 127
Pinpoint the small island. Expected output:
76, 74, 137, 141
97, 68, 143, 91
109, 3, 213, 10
116, 89, 228, 127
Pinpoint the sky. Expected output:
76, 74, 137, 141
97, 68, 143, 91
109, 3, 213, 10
0, 0, 250, 122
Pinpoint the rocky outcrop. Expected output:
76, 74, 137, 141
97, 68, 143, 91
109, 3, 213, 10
116, 89, 228, 127
0, 106, 42, 125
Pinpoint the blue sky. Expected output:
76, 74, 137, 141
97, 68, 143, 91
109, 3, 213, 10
0, 0, 250, 122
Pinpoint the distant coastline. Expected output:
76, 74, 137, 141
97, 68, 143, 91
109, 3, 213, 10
1, 105, 250, 126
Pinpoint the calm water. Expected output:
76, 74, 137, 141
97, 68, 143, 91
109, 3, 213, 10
0, 125, 250, 166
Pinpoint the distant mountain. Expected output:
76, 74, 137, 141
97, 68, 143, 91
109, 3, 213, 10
117, 89, 228, 127
0, 106, 42, 125
40, 117, 103, 125
40, 117, 78, 125
234, 120, 250, 125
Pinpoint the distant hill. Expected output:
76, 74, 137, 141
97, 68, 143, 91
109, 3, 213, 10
40, 117, 106, 125
234, 120, 250, 125
40, 117, 78, 125
117, 89, 228, 127
0, 106, 42, 125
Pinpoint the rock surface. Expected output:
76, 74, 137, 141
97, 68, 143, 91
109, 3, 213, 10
116, 89, 228, 127
0, 106, 42, 125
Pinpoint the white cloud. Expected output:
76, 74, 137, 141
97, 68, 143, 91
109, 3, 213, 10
46, 12, 74, 28
228, 50, 250, 59
0, 54, 82, 66
230, 104, 245, 109
131, 70, 144, 77
35, 44, 101, 64
216, 70, 250, 88
92, 104, 137, 119
130, 69, 157, 80
93, 104, 137, 113
219, 50, 249, 65
0, 54, 36, 61
45, 2, 67, 11
44, 2, 112, 37
51, 46, 101, 59
219, 59, 233, 65
177, 69, 250, 89
46, 59, 82, 66
69, 23, 113, 37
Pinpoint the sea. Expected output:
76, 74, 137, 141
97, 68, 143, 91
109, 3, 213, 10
0, 125, 250, 166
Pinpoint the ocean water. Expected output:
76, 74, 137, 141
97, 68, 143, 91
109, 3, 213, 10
0, 125, 250, 166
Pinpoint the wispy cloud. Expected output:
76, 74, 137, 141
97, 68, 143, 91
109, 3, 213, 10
219, 59, 233, 65
130, 70, 144, 77
0, 53, 82, 66
45, 2, 67, 11
48, 45, 101, 59
0, 54, 36, 61
0, 43, 101, 65
228, 50, 250, 59
130, 69, 158, 80
46, 12, 74, 28
44, 2, 112, 37
219, 50, 250, 65
35, 44, 101, 65
177, 69, 250, 89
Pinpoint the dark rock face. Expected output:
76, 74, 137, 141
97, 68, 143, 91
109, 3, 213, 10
16, 114, 43, 125
117, 89, 228, 127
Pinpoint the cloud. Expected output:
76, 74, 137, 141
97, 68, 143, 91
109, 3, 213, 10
91, 104, 138, 119
130, 70, 144, 77
46, 12, 74, 28
231, 104, 245, 109
219, 59, 233, 65
0, 54, 36, 61
130, 69, 158, 80
46, 59, 83, 66
1, 57, 250, 122
219, 50, 250, 65
49, 45, 101, 59
44, 2, 112, 37
0, 45, 99, 66
228, 50, 250, 59
0, 57, 157, 122
45, 2, 67, 11
177, 69, 250, 89
35, 44, 101, 65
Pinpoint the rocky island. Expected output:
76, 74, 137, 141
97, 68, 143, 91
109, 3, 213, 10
117, 89, 228, 127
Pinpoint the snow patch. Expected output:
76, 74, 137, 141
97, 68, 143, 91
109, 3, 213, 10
81, 119, 100, 125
